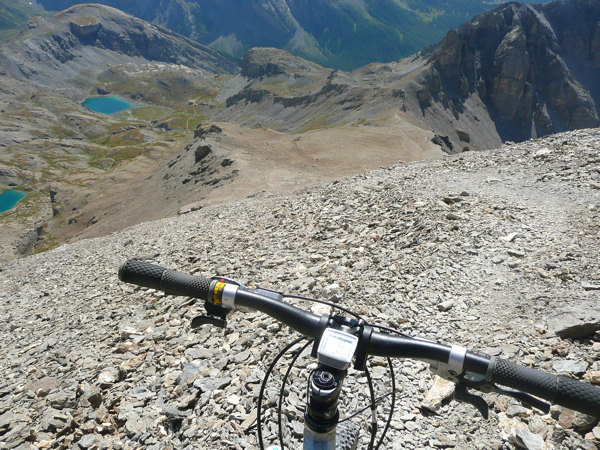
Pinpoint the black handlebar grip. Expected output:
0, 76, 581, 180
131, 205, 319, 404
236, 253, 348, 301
119, 259, 166, 290
119, 259, 212, 300
159, 268, 211, 299
492, 358, 600, 417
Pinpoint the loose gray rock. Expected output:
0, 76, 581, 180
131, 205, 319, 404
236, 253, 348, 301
515, 428, 545, 450
1, 128, 600, 449
552, 360, 588, 375
582, 282, 600, 291
546, 307, 600, 338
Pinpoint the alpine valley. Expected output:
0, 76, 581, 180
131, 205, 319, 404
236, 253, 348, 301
0, 0, 599, 262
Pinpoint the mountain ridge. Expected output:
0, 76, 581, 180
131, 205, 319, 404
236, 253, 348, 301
425, 0, 600, 142
214, 0, 600, 150
0, 3, 238, 91
35, 0, 551, 70
1, 0, 599, 262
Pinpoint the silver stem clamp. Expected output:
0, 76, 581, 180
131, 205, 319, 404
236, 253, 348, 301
222, 283, 239, 309
427, 344, 467, 382
447, 345, 467, 378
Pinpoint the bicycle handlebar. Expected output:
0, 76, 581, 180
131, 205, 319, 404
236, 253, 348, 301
490, 358, 600, 417
118, 259, 600, 417
119, 259, 212, 298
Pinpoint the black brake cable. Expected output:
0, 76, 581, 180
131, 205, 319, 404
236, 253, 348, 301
257, 287, 365, 322
364, 364, 377, 449
258, 336, 308, 450
377, 357, 396, 450
334, 358, 398, 449
337, 391, 396, 423
277, 339, 314, 449
256, 288, 407, 449
370, 323, 413, 339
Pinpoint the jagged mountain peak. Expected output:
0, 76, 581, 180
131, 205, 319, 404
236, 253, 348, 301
212, 0, 599, 152
421, 0, 600, 143
35, 0, 553, 70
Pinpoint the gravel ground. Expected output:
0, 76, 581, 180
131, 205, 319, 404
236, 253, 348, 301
1, 128, 599, 449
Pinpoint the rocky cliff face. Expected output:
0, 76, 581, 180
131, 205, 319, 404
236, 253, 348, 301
427, 0, 600, 142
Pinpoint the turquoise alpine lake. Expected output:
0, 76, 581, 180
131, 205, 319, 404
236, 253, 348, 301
82, 96, 132, 114
0, 190, 27, 213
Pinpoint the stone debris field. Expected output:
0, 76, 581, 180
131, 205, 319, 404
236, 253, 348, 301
1, 128, 600, 449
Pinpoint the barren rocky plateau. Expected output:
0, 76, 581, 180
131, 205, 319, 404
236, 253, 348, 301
1, 128, 600, 449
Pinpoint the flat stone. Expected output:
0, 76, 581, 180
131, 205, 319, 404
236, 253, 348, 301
30, 377, 60, 397
546, 308, 600, 338
506, 404, 530, 418
241, 409, 257, 430
515, 428, 544, 450
78, 433, 100, 448
507, 249, 525, 258
184, 347, 213, 359
232, 349, 251, 364
433, 433, 456, 447
125, 413, 152, 438
501, 232, 519, 242
558, 409, 575, 428
0, 411, 25, 431
226, 394, 240, 405
119, 326, 138, 340
405, 421, 419, 432
177, 362, 201, 386
421, 376, 454, 413
552, 359, 588, 375
98, 368, 121, 387
437, 300, 454, 312
193, 376, 232, 393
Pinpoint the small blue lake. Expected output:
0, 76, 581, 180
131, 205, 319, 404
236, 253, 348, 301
0, 190, 27, 213
82, 96, 132, 114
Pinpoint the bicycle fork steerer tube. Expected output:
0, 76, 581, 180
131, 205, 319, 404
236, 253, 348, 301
304, 365, 346, 449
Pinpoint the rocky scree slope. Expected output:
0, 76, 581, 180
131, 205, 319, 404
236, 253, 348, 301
1, 128, 600, 449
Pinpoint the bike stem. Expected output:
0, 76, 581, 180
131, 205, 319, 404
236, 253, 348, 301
303, 364, 347, 449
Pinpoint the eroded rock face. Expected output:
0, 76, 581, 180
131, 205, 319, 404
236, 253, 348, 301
241, 47, 326, 79
428, 1, 600, 142
69, 17, 101, 39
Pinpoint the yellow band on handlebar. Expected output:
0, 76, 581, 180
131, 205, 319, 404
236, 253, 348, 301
213, 281, 226, 305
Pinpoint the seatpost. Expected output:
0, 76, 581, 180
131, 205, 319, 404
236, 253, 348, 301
303, 364, 346, 449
